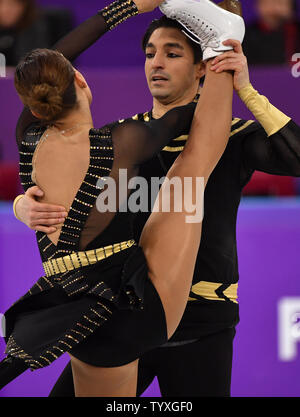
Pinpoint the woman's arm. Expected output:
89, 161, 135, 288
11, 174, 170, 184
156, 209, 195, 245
52, 1, 137, 63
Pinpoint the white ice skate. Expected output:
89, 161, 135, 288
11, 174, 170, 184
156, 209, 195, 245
159, 0, 245, 61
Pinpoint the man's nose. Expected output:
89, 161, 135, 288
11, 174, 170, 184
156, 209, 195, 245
151, 53, 165, 69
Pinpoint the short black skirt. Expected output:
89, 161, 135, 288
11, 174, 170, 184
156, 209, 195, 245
4, 246, 168, 370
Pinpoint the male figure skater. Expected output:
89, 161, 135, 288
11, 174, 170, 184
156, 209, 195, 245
14, 4, 300, 397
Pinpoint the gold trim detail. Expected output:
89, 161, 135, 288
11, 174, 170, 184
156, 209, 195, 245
163, 145, 185, 152
143, 112, 150, 122
230, 120, 254, 137
189, 281, 238, 303
173, 134, 188, 142
161, 119, 252, 152
43, 239, 136, 277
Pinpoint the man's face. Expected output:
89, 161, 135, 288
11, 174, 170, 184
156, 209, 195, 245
144, 27, 204, 104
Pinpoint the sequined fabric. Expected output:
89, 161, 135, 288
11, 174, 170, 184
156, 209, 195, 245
98, 0, 138, 31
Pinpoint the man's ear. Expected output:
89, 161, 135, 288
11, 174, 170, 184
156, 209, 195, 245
196, 60, 207, 80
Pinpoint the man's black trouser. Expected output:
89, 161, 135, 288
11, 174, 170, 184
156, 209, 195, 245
49, 327, 236, 397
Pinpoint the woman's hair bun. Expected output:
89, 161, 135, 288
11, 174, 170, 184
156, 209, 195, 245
14, 49, 77, 122
30, 83, 63, 121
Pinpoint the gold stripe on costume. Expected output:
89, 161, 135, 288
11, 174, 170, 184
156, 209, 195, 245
173, 134, 188, 142
163, 145, 185, 152
188, 281, 238, 303
223, 284, 238, 302
43, 239, 136, 277
232, 117, 241, 126
119, 114, 139, 124
161, 119, 250, 152
230, 120, 255, 137
190, 281, 221, 300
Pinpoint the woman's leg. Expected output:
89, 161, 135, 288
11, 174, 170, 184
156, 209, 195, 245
140, 62, 234, 338
69, 354, 139, 397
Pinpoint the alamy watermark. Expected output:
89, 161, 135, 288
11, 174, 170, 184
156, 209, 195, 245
0, 53, 6, 78
278, 297, 300, 361
291, 53, 300, 78
96, 169, 205, 224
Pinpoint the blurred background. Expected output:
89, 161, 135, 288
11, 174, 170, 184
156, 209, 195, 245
0, 0, 300, 397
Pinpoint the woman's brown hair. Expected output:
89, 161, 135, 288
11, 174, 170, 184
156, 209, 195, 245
14, 48, 77, 122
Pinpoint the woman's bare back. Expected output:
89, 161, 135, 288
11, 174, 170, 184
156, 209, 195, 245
32, 127, 92, 246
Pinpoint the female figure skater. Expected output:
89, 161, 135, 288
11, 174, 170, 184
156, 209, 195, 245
0, 0, 244, 396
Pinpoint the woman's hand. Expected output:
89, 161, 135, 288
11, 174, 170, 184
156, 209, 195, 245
134, 0, 165, 14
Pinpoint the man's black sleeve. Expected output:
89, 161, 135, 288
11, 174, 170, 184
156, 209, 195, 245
241, 120, 300, 178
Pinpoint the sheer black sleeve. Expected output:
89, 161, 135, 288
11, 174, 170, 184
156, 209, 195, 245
111, 102, 196, 167
242, 120, 300, 177
52, 13, 109, 63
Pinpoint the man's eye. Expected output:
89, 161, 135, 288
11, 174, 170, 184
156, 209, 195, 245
145, 53, 155, 59
168, 53, 180, 58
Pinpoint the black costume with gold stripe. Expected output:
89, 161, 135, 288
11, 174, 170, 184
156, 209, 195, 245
1, 101, 198, 381
0, 3, 201, 388
4, 125, 137, 371
133, 111, 300, 342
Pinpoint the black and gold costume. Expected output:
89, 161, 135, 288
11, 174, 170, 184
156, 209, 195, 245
1, 102, 196, 374
134, 112, 300, 396
135, 111, 300, 342
0, 1, 198, 389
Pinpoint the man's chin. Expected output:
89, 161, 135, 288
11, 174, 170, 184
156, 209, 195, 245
151, 88, 172, 101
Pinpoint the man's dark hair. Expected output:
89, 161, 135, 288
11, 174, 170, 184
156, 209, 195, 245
141, 16, 203, 63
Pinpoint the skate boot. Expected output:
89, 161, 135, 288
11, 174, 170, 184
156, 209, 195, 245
159, 0, 245, 61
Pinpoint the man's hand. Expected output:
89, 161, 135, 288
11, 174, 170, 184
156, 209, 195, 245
210, 40, 250, 91
134, 0, 165, 14
15, 186, 67, 234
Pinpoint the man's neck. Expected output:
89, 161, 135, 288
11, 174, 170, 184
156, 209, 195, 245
151, 87, 201, 119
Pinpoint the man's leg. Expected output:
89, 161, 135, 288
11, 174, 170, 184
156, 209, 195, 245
136, 348, 159, 397
156, 327, 236, 397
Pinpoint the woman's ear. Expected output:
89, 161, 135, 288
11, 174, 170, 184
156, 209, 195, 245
31, 110, 42, 119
